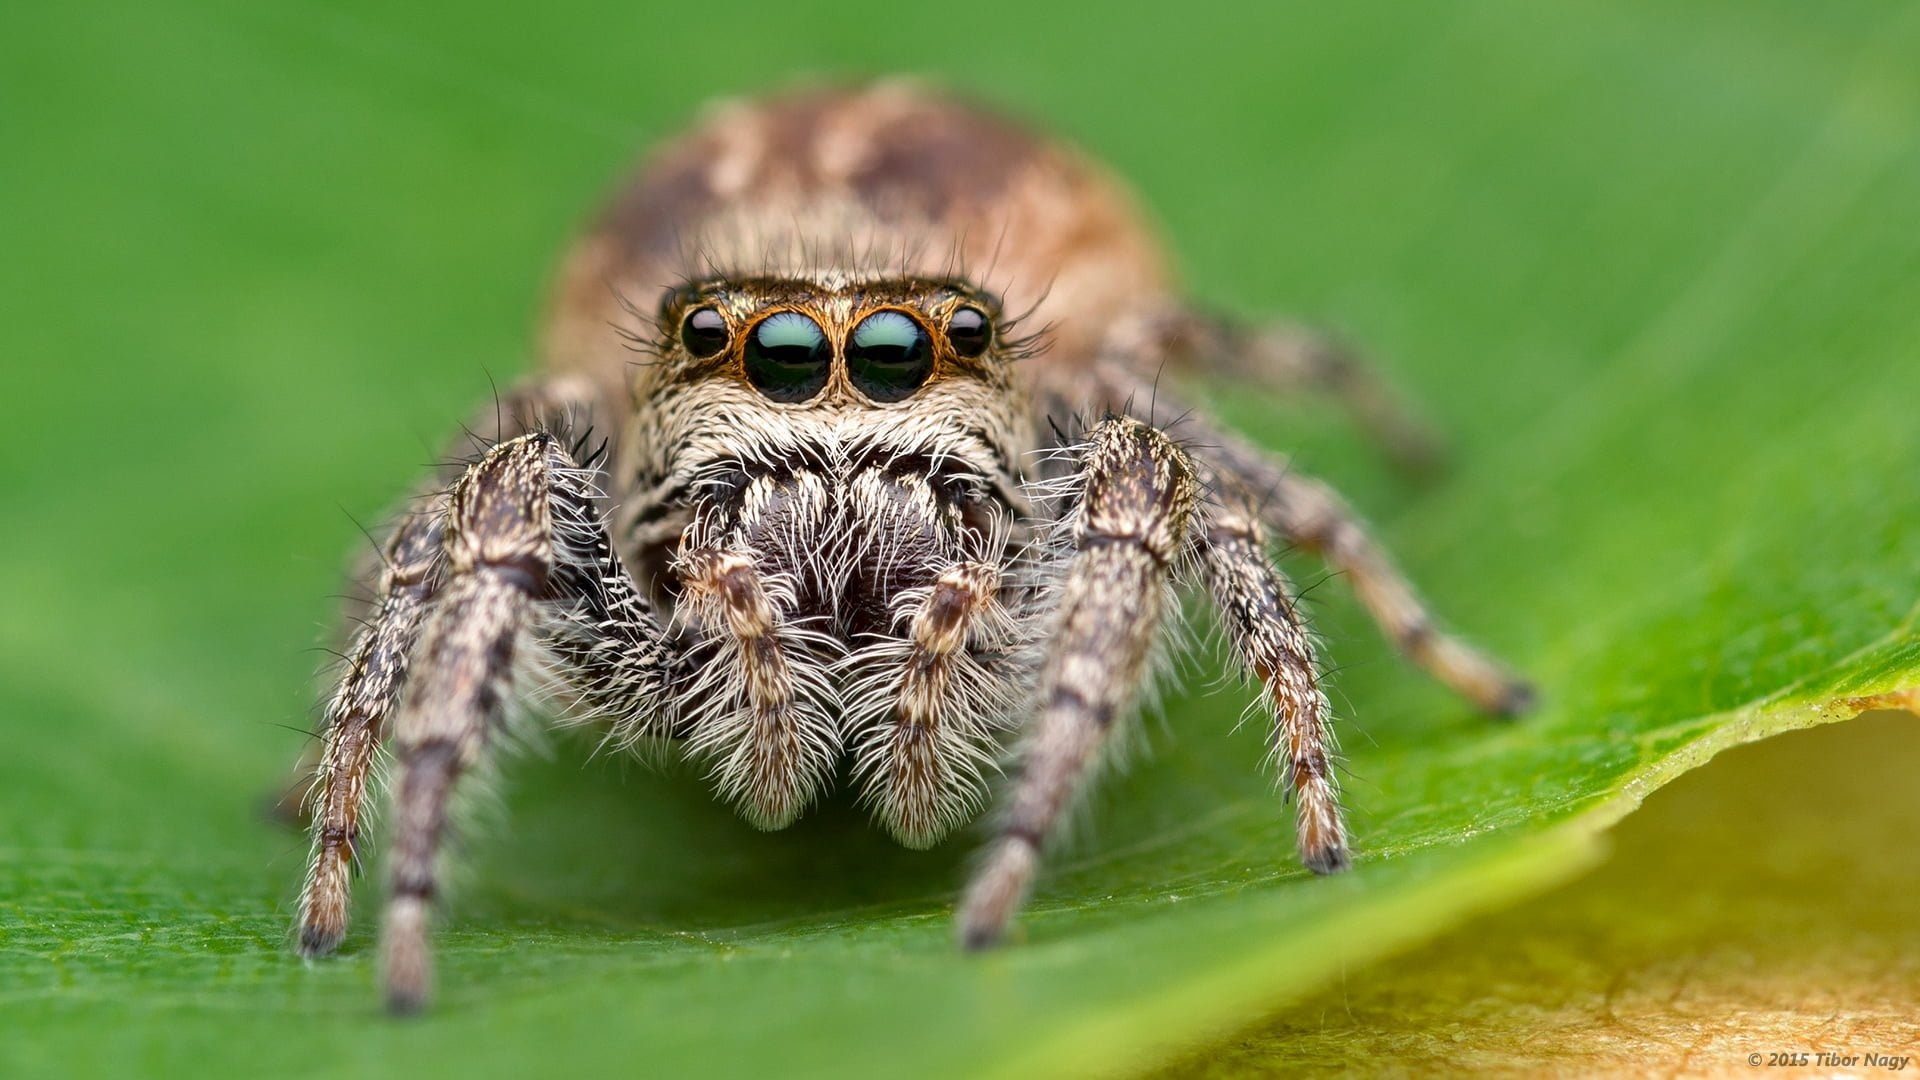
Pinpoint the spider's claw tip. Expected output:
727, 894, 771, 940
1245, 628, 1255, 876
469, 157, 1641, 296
1489, 678, 1539, 719
384, 987, 429, 1018
958, 919, 1006, 952
1304, 845, 1352, 876
296, 922, 344, 958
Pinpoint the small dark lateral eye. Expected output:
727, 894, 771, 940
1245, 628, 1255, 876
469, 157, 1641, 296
848, 311, 933, 403
744, 311, 830, 402
680, 306, 730, 358
945, 306, 990, 358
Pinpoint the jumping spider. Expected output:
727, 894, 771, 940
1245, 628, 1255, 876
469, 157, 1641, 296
290, 83, 1533, 1013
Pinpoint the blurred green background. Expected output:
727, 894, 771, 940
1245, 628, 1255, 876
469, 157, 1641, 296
3, 1, 1917, 1076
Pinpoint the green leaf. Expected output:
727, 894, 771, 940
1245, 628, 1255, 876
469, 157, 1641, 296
3, 2, 1916, 1077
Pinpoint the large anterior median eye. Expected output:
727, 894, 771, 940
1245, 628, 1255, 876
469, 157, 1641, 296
745, 311, 830, 402
847, 310, 933, 402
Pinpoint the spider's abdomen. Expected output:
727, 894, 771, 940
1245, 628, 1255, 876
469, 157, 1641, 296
539, 81, 1172, 414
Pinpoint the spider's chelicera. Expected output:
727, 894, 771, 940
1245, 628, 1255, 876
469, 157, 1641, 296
288, 83, 1534, 1013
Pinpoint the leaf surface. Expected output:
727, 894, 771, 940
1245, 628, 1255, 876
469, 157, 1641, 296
2, 2, 1916, 1076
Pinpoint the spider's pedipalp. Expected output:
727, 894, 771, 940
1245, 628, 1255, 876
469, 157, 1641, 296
674, 546, 840, 829
847, 559, 1022, 847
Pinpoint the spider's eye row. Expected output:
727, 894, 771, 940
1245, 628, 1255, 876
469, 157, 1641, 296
744, 311, 830, 402
945, 305, 991, 358
680, 306, 730, 358
847, 310, 934, 403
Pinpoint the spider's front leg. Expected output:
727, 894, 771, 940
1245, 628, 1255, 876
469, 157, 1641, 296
296, 499, 445, 957
958, 417, 1199, 949
294, 378, 606, 958
374, 432, 678, 1014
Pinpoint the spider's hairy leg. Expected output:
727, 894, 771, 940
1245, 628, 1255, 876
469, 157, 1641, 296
1126, 306, 1444, 476
291, 374, 603, 959
1230, 319, 1443, 475
296, 501, 444, 957
379, 440, 548, 1013
958, 417, 1198, 949
675, 547, 836, 831
378, 432, 677, 1015
855, 561, 1015, 848
1206, 425, 1535, 717
1200, 476, 1349, 874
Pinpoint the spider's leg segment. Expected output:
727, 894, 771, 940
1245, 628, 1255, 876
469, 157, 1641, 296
293, 376, 605, 960
1199, 472, 1349, 873
1136, 307, 1444, 476
1223, 319, 1443, 475
958, 417, 1198, 949
1202, 422, 1535, 717
376, 432, 679, 1014
296, 502, 444, 957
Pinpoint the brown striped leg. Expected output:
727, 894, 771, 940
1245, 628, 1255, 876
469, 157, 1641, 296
378, 436, 554, 1013
1111, 307, 1442, 475
293, 373, 607, 959
377, 432, 679, 1014
296, 503, 445, 957
382, 571, 526, 1014
1166, 309, 1444, 475
1203, 428, 1534, 717
673, 548, 837, 831
1200, 481, 1349, 873
1225, 320, 1443, 476
853, 561, 1015, 848
958, 417, 1199, 949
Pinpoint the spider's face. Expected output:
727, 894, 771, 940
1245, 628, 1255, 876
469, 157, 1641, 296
656, 275, 1003, 407
616, 275, 1035, 633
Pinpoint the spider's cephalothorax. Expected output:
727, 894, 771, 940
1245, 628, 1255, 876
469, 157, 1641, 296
287, 82, 1534, 1013
612, 274, 1036, 843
